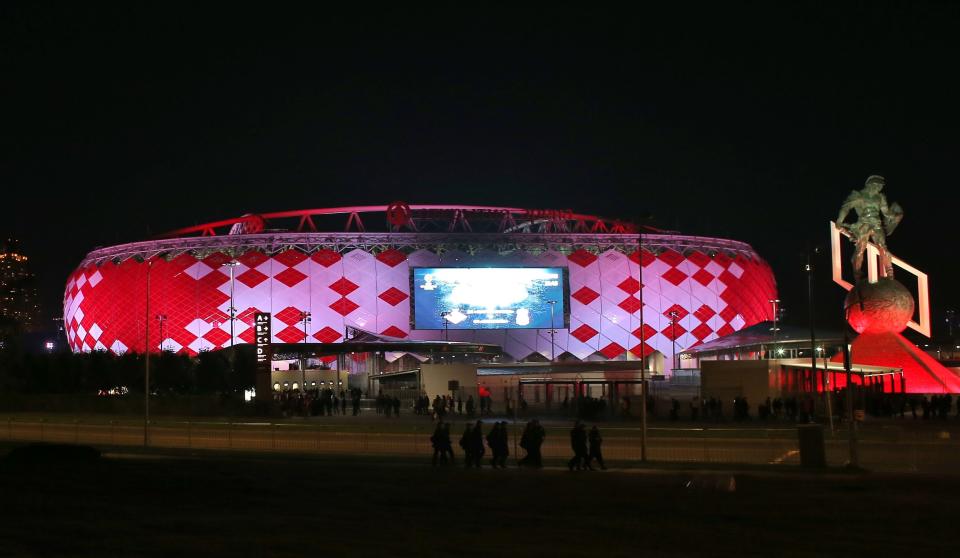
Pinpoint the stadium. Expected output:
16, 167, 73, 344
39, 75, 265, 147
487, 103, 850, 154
63, 205, 777, 373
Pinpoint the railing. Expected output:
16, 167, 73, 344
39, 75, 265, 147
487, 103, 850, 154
4, 416, 959, 473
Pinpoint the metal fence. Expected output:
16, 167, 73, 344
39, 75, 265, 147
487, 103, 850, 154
4, 416, 960, 473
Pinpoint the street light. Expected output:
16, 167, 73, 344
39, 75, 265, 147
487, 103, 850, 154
155, 314, 167, 352
440, 311, 450, 341
144, 259, 153, 447
299, 310, 311, 397
546, 300, 557, 362
637, 227, 647, 462
224, 260, 239, 365
668, 310, 680, 371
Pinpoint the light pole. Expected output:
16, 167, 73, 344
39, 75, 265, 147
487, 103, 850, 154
636, 229, 647, 462
668, 310, 680, 372
225, 260, 239, 377
547, 300, 557, 362
156, 314, 167, 352
769, 298, 781, 356
144, 260, 152, 447
299, 310, 311, 397
440, 312, 450, 341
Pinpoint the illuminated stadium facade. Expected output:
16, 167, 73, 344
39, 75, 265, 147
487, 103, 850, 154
63, 205, 777, 363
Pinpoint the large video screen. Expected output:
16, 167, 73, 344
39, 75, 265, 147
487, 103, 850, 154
411, 267, 568, 330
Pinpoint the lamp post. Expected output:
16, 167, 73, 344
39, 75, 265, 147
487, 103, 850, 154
144, 260, 152, 447
547, 300, 557, 362
633, 222, 648, 461
156, 314, 167, 352
668, 310, 680, 372
224, 260, 239, 375
441, 312, 450, 341
769, 298, 781, 357
300, 310, 311, 397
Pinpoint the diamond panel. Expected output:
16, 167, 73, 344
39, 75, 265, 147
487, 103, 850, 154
276, 325, 307, 344
599, 342, 625, 359
274, 267, 307, 287
570, 324, 598, 343
567, 249, 598, 267
313, 326, 342, 344
378, 287, 408, 306
380, 325, 408, 338
617, 296, 641, 314
571, 286, 600, 305
376, 249, 407, 267
662, 267, 688, 286
617, 277, 640, 294
236, 268, 269, 288
329, 277, 359, 296
330, 297, 359, 316
311, 249, 342, 267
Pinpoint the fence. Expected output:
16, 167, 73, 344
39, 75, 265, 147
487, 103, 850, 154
3, 416, 959, 473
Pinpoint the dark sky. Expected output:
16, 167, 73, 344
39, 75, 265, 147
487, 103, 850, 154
2, 3, 959, 335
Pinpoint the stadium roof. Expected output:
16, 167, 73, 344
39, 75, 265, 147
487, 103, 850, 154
681, 321, 845, 355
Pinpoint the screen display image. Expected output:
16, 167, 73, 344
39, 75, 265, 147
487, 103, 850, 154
412, 267, 567, 330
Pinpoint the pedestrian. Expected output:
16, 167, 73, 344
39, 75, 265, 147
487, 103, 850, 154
341, 393, 347, 415
586, 425, 607, 470
457, 396, 463, 415
486, 421, 502, 468
470, 420, 485, 468
459, 423, 475, 468
431, 423, 447, 466
466, 395, 475, 417
393, 396, 401, 417
568, 421, 589, 471
441, 422, 455, 463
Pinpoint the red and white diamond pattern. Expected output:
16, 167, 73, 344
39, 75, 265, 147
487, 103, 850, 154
63, 244, 776, 360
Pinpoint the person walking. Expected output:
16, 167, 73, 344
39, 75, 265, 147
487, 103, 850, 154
431, 422, 447, 466
470, 420, 485, 468
459, 423, 475, 468
568, 420, 589, 471
586, 425, 607, 470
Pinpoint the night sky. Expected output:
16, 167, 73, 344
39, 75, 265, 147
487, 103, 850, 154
3, 3, 959, 336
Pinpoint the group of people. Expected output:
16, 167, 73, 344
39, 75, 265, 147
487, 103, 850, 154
429, 419, 606, 471
277, 388, 363, 417
415, 394, 479, 419
374, 393, 402, 417
429, 420, 510, 468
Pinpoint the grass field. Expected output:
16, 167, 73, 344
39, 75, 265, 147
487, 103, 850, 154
0, 443, 955, 557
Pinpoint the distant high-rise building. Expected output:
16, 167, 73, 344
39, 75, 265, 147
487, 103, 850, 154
0, 238, 41, 334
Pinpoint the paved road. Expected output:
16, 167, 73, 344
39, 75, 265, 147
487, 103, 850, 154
4, 418, 958, 473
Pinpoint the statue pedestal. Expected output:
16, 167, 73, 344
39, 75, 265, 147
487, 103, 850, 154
831, 279, 960, 393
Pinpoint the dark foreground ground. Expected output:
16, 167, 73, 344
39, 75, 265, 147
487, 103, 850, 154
0, 443, 955, 558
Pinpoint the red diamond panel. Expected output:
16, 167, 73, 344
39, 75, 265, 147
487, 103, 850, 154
693, 304, 716, 322
719, 306, 738, 323
202, 252, 233, 268
618, 296, 641, 314
661, 322, 687, 341
662, 267, 688, 286
311, 249, 342, 267
313, 326, 342, 344
329, 277, 359, 296
275, 306, 305, 325
380, 325, 408, 338
599, 342, 625, 359
273, 249, 307, 268
330, 297, 359, 316
687, 250, 711, 267
617, 277, 640, 294
198, 270, 229, 290
570, 324, 598, 343
632, 323, 656, 340
202, 328, 231, 347
237, 250, 269, 268
378, 287, 409, 306
692, 268, 714, 287
238, 327, 255, 344
236, 268, 269, 288
276, 325, 307, 344
657, 249, 684, 267
571, 286, 600, 305
716, 323, 735, 337
376, 249, 407, 267
629, 342, 656, 358
713, 252, 732, 268
274, 267, 308, 287
663, 304, 689, 320
567, 249, 598, 267
691, 323, 713, 341
628, 249, 655, 267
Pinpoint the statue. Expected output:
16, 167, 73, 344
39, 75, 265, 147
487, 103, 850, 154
836, 175, 903, 281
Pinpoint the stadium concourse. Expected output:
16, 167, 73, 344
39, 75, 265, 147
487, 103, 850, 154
63, 204, 777, 402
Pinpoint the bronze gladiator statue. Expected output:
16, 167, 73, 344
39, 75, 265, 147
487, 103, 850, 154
836, 175, 903, 281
